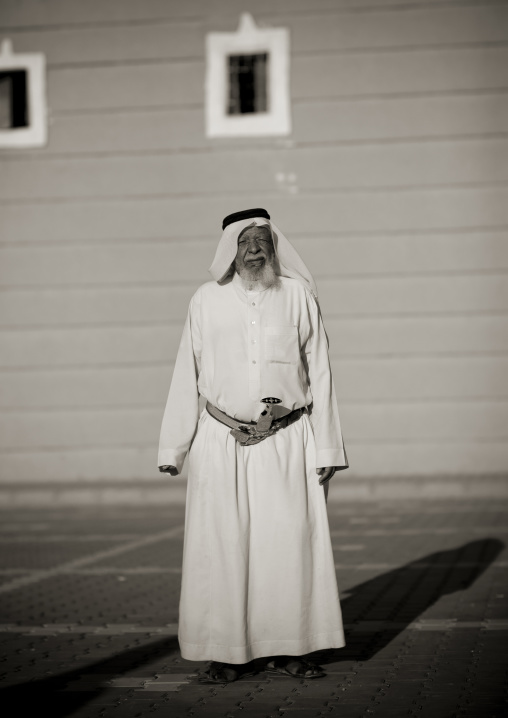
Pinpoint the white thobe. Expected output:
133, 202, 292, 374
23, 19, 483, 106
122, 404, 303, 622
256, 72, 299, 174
159, 274, 347, 663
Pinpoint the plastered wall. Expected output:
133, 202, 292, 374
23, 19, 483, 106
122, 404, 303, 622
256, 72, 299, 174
1, 0, 507, 484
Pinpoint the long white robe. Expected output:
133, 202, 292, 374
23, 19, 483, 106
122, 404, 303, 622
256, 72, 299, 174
159, 273, 347, 663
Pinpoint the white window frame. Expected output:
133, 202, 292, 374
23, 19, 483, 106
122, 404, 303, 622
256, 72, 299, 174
205, 13, 291, 138
0, 39, 47, 148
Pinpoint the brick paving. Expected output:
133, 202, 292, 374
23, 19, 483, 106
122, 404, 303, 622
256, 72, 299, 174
0, 498, 507, 717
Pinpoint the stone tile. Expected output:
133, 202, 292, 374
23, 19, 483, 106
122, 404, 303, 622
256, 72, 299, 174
0, 500, 506, 716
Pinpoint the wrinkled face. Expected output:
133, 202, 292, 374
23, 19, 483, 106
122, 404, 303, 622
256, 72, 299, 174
234, 224, 275, 275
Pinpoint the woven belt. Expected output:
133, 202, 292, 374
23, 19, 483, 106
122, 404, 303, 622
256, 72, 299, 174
206, 401, 306, 446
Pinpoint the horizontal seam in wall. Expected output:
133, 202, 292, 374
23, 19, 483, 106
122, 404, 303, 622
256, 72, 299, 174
0, 362, 174, 372
1, 309, 506, 321
1, 225, 506, 248
1, 352, 508, 374
0, 17, 203, 33
1, 270, 507, 282
0, 363, 505, 378
1, 312, 508, 332
41, 39, 508, 71
1, 437, 507, 454
47, 57, 204, 70
38, 87, 508, 118
1, 269, 507, 292
294, 40, 508, 58
1, 0, 504, 32
293, 87, 508, 105
1, 397, 507, 414
3, 132, 508, 163
11, 88, 506, 121
0, 279, 197, 290
1, 310, 507, 331
1, 181, 508, 206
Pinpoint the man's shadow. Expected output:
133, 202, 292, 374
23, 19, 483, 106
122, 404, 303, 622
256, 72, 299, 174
0, 634, 182, 717
308, 538, 504, 666
0, 539, 503, 716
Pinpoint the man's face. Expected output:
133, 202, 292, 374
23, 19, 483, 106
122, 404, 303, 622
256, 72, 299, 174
234, 225, 275, 276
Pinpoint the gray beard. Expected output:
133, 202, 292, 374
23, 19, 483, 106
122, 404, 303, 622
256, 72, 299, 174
235, 257, 281, 292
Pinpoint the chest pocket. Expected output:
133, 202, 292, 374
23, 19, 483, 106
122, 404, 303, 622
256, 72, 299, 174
264, 326, 300, 364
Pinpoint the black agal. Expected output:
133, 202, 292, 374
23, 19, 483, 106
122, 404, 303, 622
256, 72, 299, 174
222, 208, 270, 230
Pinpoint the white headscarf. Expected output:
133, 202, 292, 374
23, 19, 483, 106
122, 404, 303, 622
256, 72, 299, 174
208, 216, 318, 299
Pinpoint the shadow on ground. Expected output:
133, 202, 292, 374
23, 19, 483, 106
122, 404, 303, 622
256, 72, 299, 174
0, 538, 503, 717
310, 537, 504, 667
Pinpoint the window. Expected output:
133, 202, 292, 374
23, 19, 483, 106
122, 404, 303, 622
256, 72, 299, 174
206, 13, 290, 138
0, 70, 29, 128
228, 53, 268, 115
0, 39, 47, 148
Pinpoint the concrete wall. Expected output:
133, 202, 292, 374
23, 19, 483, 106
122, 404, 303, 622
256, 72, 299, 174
1, 0, 507, 488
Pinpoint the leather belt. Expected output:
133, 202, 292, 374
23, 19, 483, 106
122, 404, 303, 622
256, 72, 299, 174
206, 401, 306, 446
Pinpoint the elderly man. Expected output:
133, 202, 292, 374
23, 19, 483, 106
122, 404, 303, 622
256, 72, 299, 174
159, 208, 348, 683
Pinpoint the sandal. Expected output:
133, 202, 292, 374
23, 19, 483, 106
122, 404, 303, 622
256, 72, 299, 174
198, 661, 256, 684
265, 656, 326, 679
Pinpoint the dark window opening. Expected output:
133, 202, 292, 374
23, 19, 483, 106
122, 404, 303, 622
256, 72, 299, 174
228, 53, 268, 115
0, 69, 29, 129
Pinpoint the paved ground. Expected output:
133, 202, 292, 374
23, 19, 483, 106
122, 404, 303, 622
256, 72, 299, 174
0, 497, 506, 717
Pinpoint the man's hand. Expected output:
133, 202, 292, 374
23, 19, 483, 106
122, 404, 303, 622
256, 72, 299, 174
159, 465, 178, 476
317, 467, 335, 485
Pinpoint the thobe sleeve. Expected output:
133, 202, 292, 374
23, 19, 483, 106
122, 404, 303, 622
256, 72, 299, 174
158, 293, 202, 474
305, 292, 349, 471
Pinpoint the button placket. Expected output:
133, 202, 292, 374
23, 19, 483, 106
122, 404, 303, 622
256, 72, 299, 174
248, 298, 261, 400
